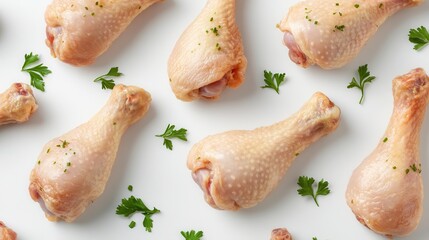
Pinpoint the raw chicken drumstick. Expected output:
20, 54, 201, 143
29, 84, 151, 222
271, 228, 292, 240
278, 0, 422, 69
45, 0, 161, 66
0, 83, 37, 126
0, 221, 17, 240
168, 0, 247, 101
346, 68, 429, 237
188, 92, 340, 210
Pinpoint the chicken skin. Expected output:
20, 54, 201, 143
0, 83, 37, 126
29, 85, 151, 222
188, 92, 340, 210
346, 68, 429, 237
271, 228, 292, 240
45, 0, 161, 66
278, 0, 422, 69
0, 221, 16, 240
168, 0, 247, 101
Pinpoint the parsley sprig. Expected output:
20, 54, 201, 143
116, 195, 160, 232
181, 230, 204, 240
261, 70, 286, 94
21, 52, 52, 92
347, 64, 376, 104
93, 67, 123, 90
297, 176, 330, 207
156, 124, 188, 150
408, 26, 429, 51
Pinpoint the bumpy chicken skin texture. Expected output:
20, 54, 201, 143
45, 0, 161, 66
0, 221, 17, 240
346, 68, 429, 237
278, 0, 422, 69
0, 83, 37, 126
168, 0, 247, 101
29, 85, 151, 222
271, 228, 292, 240
188, 92, 340, 210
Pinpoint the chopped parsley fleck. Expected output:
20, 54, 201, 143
216, 43, 221, 51
335, 25, 345, 31
210, 27, 219, 36
129, 221, 136, 228
61, 140, 70, 148
354, 4, 360, 8
47, 148, 50, 153
67, 162, 71, 167
383, 137, 388, 143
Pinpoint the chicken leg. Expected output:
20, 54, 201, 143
0, 221, 16, 240
168, 0, 247, 101
278, 0, 422, 69
29, 84, 151, 222
188, 92, 340, 210
45, 0, 161, 66
0, 83, 37, 126
346, 68, 429, 237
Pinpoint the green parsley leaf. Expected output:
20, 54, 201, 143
21, 52, 52, 92
155, 124, 188, 150
408, 26, 429, 51
181, 230, 204, 240
128, 185, 133, 191
347, 64, 376, 104
143, 215, 155, 232
297, 176, 330, 207
313, 238, 318, 240
261, 70, 286, 94
93, 67, 123, 90
116, 195, 160, 232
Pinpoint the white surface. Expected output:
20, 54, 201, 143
0, 0, 429, 239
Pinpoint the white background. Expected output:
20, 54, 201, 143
1, 0, 429, 239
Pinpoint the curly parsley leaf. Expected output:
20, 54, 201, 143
347, 64, 376, 104
409, 26, 429, 51
21, 52, 52, 92
156, 124, 188, 150
297, 176, 330, 207
261, 70, 286, 94
93, 67, 123, 90
116, 195, 160, 232
181, 230, 204, 240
